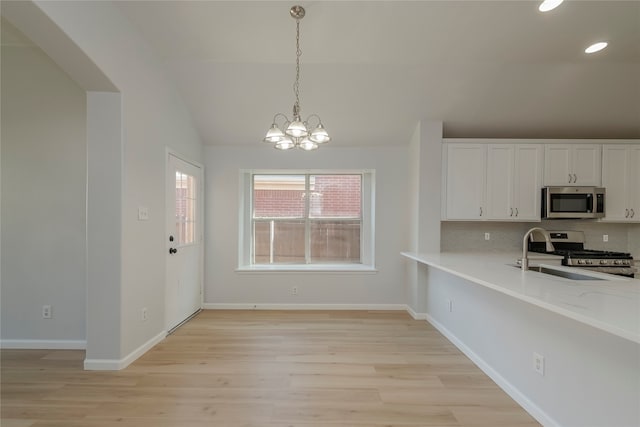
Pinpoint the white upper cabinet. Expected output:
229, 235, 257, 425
543, 144, 602, 186
512, 144, 544, 220
485, 145, 513, 219
443, 142, 542, 221
443, 144, 486, 220
485, 144, 543, 221
602, 144, 640, 222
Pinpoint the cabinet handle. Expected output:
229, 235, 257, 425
568, 174, 572, 183
480, 207, 483, 217
515, 208, 519, 217
573, 174, 577, 183
510, 208, 513, 217
631, 209, 635, 218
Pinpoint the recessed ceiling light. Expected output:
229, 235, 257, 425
539, 0, 564, 12
585, 42, 608, 54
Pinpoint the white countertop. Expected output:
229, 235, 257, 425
402, 251, 640, 344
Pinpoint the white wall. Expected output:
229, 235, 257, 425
423, 267, 639, 427
204, 146, 408, 307
417, 122, 443, 253
32, 1, 204, 362
405, 123, 422, 316
404, 121, 443, 316
1, 19, 86, 346
85, 92, 123, 360
3, 1, 204, 366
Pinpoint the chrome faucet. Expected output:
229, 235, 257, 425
522, 227, 555, 271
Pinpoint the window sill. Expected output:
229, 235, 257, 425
235, 264, 378, 273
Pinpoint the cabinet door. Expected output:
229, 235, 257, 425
513, 144, 543, 220
544, 144, 601, 185
544, 145, 572, 185
629, 146, 640, 222
602, 145, 630, 221
444, 144, 486, 220
485, 145, 513, 219
572, 144, 601, 185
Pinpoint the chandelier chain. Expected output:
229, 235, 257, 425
293, 19, 301, 117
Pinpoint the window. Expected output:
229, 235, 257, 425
175, 171, 196, 245
239, 170, 375, 271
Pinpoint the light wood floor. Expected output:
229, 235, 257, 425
1, 310, 541, 427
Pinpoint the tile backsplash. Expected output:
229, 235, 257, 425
628, 226, 640, 259
441, 220, 639, 258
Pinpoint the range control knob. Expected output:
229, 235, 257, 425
600, 260, 608, 265
614, 260, 623, 265
577, 260, 585, 265
586, 260, 593, 265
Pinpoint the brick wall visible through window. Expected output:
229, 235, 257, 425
252, 174, 362, 264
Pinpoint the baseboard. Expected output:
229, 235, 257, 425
425, 313, 559, 427
0, 339, 86, 349
83, 330, 166, 371
202, 303, 408, 311
405, 306, 427, 320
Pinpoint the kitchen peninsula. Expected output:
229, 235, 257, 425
402, 251, 640, 427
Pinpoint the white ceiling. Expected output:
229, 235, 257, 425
114, 1, 639, 147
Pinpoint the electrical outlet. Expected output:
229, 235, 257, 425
533, 352, 545, 376
141, 307, 148, 321
291, 286, 298, 296
42, 305, 52, 319
603, 234, 609, 242
484, 233, 491, 241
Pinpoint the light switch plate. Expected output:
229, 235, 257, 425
138, 206, 149, 221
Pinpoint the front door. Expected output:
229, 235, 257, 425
166, 152, 203, 332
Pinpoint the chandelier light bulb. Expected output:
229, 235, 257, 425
275, 137, 295, 150
310, 123, 331, 144
299, 138, 318, 151
262, 5, 330, 150
263, 123, 285, 143
286, 119, 308, 138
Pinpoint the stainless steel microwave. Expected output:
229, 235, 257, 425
542, 186, 605, 219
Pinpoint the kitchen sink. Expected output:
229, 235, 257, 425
528, 266, 604, 281
512, 264, 605, 281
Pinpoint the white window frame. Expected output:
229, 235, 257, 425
238, 169, 376, 272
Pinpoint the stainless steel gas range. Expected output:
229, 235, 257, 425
528, 231, 636, 278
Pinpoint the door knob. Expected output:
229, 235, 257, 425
169, 248, 178, 254
169, 235, 174, 242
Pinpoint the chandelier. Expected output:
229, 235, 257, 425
263, 5, 331, 151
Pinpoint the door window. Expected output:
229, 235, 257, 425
175, 171, 196, 246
